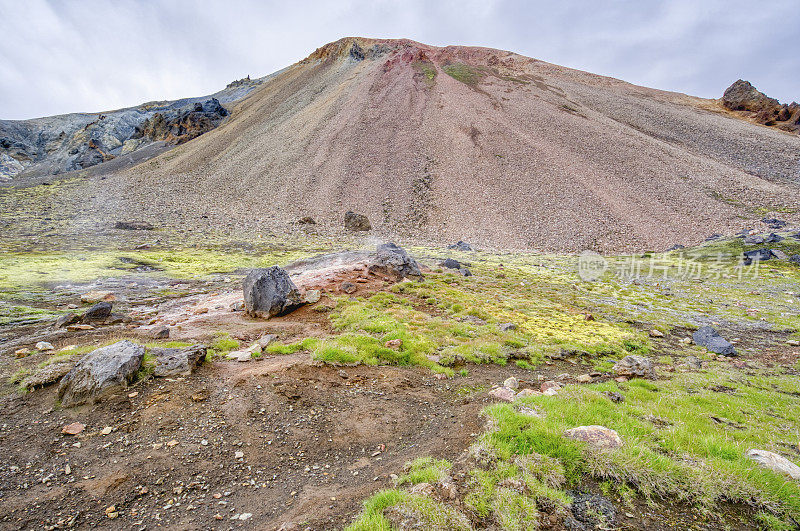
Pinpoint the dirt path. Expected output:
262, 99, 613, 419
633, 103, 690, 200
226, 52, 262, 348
0, 352, 547, 530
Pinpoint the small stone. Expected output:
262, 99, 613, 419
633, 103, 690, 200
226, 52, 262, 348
201, 439, 209, 446
613, 355, 656, 379
304, 290, 321, 304
14, 348, 31, 358
540, 381, 561, 393
788, 340, 800, 347
488, 387, 516, 402
235, 451, 244, 459
614, 376, 628, 383
166, 439, 179, 447
101, 426, 113, 435
576, 374, 592, 383
340, 281, 357, 294
604, 391, 624, 403
503, 376, 519, 389
384, 339, 403, 349
36, 341, 55, 351
64, 464, 71, 475
257, 335, 277, 349
515, 388, 541, 399
238, 513, 252, 520
127, 391, 139, 398
564, 425, 623, 450
649, 329, 664, 338
151, 325, 170, 339
67, 324, 94, 331
498, 323, 517, 332
61, 422, 85, 435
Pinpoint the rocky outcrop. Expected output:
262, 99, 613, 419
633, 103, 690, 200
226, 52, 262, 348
746, 449, 800, 480
243, 267, 303, 318
369, 243, 423, 280
57, 340, 145, 407
722, 80, 800, 133
133, 98, 229, 145
0, 77, 264, 181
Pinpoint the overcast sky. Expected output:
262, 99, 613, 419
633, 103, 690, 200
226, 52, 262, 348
1, 0, 797, 120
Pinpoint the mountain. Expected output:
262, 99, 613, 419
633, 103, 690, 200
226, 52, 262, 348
0, 75, 270, 180
3, 37, 800, 251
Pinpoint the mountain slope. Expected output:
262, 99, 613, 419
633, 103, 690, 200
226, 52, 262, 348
11, 38, 800, 251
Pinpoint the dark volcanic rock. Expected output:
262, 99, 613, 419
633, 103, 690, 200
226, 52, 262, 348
153, 344, 207, 377
343, 211, 371, 231
114, 220, 154, 230
693, 326, 736, 356
762, 218, 787, 229
57, 340, 145, 407
369, 243, 422, 280
447, 241, 473, 251
134, 98, 228, 145
569, 492, 616, 529
243, 267, 303, 319
82, 301, 112, 323
743, 248, 772, 265
441, 258, 462, 270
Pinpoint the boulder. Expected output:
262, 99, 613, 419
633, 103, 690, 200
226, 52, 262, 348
35, 341, 54, 351
441, 258, 462, 270
447, 241, 473, 251
459, 268, 472, 277
612, 355, 656, 379
243, 267, 303, 319
745, 449, 800, 480
503, 376, 519, 389
57, 340, 145, 407
563, 425, 623, 450
82, 301, 112, 323
743, 248, 772, 265
343, 211, 371, 231
368, 243, 422, 280
692, 326, 736, 356
771, 249, 789, 260
153, 344, 207, 377
791, 255, 800, 265
114, 221, 154, 230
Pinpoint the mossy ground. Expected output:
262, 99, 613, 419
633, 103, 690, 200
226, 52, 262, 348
2, 233, 800, 529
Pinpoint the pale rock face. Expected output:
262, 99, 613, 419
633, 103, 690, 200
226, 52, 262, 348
489, 387, 516, 402
563, 425, 623, 450
746, 449, 800, 480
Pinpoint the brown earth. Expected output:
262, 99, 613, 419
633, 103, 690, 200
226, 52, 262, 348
24, 36, 797, 253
